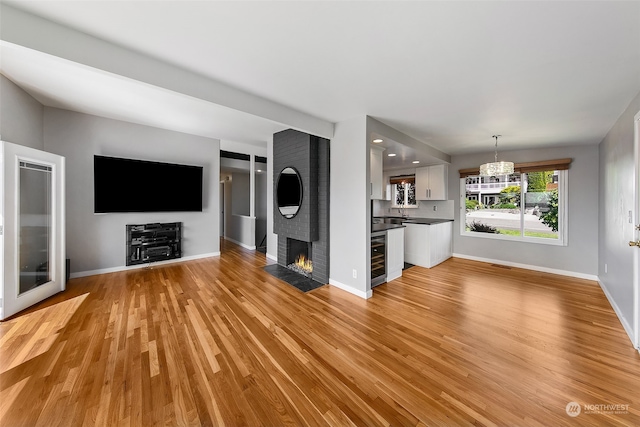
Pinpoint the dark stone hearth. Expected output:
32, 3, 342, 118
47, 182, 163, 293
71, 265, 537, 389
263, 264, 325, 293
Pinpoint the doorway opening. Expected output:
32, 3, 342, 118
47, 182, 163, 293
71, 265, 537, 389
219, 151, 267, 254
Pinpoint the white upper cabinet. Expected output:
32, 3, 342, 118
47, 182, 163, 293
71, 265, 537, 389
370, 146, 385, 199
415, 164, 448, 200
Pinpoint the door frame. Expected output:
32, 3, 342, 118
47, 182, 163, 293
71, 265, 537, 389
1, 141, 66, 320
634, 111, 640, 349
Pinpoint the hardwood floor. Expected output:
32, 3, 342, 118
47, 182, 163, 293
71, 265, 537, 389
2, 240, 639, 426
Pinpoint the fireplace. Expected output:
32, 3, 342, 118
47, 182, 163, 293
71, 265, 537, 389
286, 238, 312, 278
266, 128, 329, 292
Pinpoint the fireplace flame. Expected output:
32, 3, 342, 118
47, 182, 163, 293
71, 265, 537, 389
295, 254, 313, 273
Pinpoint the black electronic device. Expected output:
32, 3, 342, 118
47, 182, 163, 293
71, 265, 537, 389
94, 155, 203, 213
126, 222, 182, 266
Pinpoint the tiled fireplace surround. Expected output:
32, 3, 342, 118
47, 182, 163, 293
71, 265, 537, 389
273, 129, 330, 285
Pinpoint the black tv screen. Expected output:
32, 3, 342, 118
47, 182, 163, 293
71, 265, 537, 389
94, 155, 203, 213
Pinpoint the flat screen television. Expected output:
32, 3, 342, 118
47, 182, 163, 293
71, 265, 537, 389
94, 155, 203, 213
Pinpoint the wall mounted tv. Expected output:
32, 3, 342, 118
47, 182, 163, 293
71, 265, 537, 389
94, 155, 203, 213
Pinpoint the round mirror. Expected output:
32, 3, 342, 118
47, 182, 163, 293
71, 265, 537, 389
277, 167, 303, 218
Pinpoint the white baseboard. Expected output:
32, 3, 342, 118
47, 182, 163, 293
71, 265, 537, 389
386, 269, 402, 282
328, 279, 372, 299
224, 237, 256, 250
598, 279, 636, 348
452, 253, 598, 281
266, 253, 277, 262
70, 252, 221, 279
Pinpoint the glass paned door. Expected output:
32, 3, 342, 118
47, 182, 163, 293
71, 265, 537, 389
19, 161, 53, 294
1, 141, 65, 320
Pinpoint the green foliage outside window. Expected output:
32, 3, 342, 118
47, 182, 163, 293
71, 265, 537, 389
469, 221, 498, 233
527, 171, 553, 192
499, 185, 521, 205
540, 190, 559, 232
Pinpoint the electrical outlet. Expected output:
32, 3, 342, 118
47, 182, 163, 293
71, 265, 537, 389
352, 269, 357, 279
604, 263, 608, 274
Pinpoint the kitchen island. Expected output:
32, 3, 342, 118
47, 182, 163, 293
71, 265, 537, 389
374, 217, 453, 268
404, 220, 452, 268
373, 216, 452, 225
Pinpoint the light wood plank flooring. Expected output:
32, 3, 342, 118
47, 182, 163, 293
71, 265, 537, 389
2, 239, 640, 426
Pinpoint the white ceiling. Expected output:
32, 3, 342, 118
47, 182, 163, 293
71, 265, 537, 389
3, 1, 640, 155
0, 41, 285, 147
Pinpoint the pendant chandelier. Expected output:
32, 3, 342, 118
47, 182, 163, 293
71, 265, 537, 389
479, 135, 514, 176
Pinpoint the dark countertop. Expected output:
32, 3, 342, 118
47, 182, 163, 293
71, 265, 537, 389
372, 223, 405, 233
402, 218, 453, 225
373, 216, 453, 225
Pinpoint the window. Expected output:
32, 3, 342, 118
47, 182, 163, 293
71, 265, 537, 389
390, 175, 417, 208
461, 169, 567, 245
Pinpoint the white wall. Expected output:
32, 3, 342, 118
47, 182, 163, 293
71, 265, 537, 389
220, 140, 267, 157
598, 90, 640, 342
0, 75, 43, 150
223, 179, 232, 238
330, 116, 370, 297
366, 116, 451, 163
451, 144, 599, 277
224, 171, 256, 248
231, 172, 250, 215
374, 199, 455, 220
255, 171, 267, 246
43, 108, 220, 274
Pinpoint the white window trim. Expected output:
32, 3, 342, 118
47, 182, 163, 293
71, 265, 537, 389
459, 170, 568, 246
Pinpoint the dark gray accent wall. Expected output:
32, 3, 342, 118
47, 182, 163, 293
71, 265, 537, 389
313, 136, 330, 284
273, 129, 318, 242
273, 129, 330, 284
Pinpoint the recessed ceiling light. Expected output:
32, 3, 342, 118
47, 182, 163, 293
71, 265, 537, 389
373, 138, 383, 143
256, 169, 262, 172
388, 153, 396, 157
412, 161, 420, 164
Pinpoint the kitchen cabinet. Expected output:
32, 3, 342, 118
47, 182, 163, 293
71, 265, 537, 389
415, 164, 448, 200
386, 227, 404, 281
370, 146, 385, 199
403, 221, 452, 268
